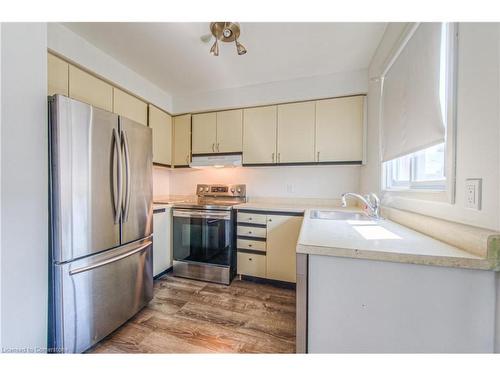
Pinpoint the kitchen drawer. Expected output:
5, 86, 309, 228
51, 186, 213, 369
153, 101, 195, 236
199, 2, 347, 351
237, 212, 267, 225
237, 252, 266, 278
237, 238, 266, 252
237, 225, 267, 239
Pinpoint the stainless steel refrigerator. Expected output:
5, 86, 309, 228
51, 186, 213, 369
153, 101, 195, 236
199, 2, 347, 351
48, 95, 153, 353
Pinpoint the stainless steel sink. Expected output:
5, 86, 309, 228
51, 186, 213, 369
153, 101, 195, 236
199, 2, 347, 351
310, 210, 373, 221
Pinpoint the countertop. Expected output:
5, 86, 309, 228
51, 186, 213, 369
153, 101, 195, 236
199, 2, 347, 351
297, 208, 498, 271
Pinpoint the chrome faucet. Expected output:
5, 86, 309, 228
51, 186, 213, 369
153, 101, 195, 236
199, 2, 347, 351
341, 192, 380, 219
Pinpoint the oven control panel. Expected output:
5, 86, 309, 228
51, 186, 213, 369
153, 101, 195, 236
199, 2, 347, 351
196, 184, 246, 198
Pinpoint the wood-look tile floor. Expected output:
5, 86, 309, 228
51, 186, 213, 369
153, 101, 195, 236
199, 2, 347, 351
88, 273, 296, 354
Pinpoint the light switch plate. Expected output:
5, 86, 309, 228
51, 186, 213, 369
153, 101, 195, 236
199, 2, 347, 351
465, 178, 482, 210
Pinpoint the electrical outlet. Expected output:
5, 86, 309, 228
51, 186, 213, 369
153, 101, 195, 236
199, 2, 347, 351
465, 178, 482, 210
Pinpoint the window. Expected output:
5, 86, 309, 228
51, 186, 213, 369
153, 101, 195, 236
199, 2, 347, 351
383, 23, 453, 192
385, 143, 445, 190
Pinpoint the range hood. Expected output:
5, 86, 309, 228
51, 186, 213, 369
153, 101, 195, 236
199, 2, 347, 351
190, 153, 242, 168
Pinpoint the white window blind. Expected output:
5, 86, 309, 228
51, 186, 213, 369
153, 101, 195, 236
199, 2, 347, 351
381, 23, 446, 162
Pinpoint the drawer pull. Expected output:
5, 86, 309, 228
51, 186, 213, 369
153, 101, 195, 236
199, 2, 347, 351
248, 217, 252, 221
248, 231, 252, 234
249, 258, 253, 261
248, 244, 252, 247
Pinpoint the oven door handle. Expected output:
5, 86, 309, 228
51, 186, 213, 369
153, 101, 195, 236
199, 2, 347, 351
173, 210, 231, 220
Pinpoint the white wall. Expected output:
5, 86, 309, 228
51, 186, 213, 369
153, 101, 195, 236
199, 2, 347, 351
168, 165, 360, 200
0, 23, 48, 352
47, 23, 174, 113
361, 23, 500, 231
173, 69, 368, 114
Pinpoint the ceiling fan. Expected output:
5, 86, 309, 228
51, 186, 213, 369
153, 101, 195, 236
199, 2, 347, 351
200, 22, 247, 56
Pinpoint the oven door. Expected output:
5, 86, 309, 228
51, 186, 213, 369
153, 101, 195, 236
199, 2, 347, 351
172, 209, 233, 266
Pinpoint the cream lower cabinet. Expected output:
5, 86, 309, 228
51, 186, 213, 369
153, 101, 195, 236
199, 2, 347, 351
149, 105, 172, 166
173, 114, 192, 167
153, 206, 172, 277
242, 106, 277, 164
315, 95, 365, 162
277, 101, 316, 163
192, 112, 217, 154
236, 210, 302, 283
113, 88, 148, 126
68, 65, 113, 112
266, 215, 302, 283
48, 53, 69, 96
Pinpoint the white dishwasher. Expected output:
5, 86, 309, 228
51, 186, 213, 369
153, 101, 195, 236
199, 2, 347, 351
153, 205, 173, 277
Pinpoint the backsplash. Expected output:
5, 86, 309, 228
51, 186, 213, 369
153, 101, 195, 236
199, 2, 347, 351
167, 165, 361, 199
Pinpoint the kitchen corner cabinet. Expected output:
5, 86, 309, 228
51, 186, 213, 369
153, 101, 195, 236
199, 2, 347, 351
216, 109, 243, 153
266, 215, 302, 282
315, 96, 364, 162
192, 112, 217, 154
149, 104, 172, 166
277, 101, 316, 163
48, 53, 69, 96
242, 106, 277, 164
68, 65, 113, 112
236, 210, 302, 283
113, 88, 148, 126
173, 114, 192, 167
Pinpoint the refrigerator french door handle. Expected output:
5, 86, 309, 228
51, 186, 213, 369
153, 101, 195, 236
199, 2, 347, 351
121, 129, 131, 222
112, 128, 123, 224
69, 240, 152, 276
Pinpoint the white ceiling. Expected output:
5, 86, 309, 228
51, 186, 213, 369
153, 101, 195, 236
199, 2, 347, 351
63, 22, 386, 96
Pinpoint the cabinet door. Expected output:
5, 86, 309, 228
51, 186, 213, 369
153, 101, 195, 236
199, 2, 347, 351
153, 207, 172, 277
68, 65, 113, 112
113, 88, 148, 126
48, 53, 69, 96
173, 114, 191, 166
149, 105, 172, 166
242, 106, 277, 164
277, 101, 316, 163
216, 109, 243, 153
315, 96, 364, 162
192, 112, 217, 154
266, 215, 302, 282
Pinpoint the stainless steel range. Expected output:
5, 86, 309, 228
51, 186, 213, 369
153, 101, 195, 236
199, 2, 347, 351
172, 184, 246, 285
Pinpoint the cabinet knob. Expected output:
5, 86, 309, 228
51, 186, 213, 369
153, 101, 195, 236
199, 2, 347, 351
248, 217, 252, 221
248, 231, 252, 234
249, 258, 253, 261
268, 218, 272, 222
248, 244, 252, 247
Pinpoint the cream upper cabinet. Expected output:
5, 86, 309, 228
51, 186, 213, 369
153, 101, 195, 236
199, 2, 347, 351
315, 96, 365, 162
277, 101, 316, 163
48, 53, 69, 96
68, 65, 113, 112
242, 106, 277, 164
266, 215, 302, 283
113, 88, 148, 126
216, 109, 243, 153
173, 114, 192, 166
149, 104, 172, 166
192, 112, 217, 154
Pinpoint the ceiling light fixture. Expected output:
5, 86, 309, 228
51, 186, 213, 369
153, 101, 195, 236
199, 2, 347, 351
208, 22, 247, 56
209, 40, 219, 56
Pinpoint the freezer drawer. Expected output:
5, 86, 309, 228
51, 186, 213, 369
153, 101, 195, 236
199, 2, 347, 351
51, 237, 153, 353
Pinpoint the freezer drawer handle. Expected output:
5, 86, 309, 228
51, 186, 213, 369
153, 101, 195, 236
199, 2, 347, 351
69, 241, 152, 276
